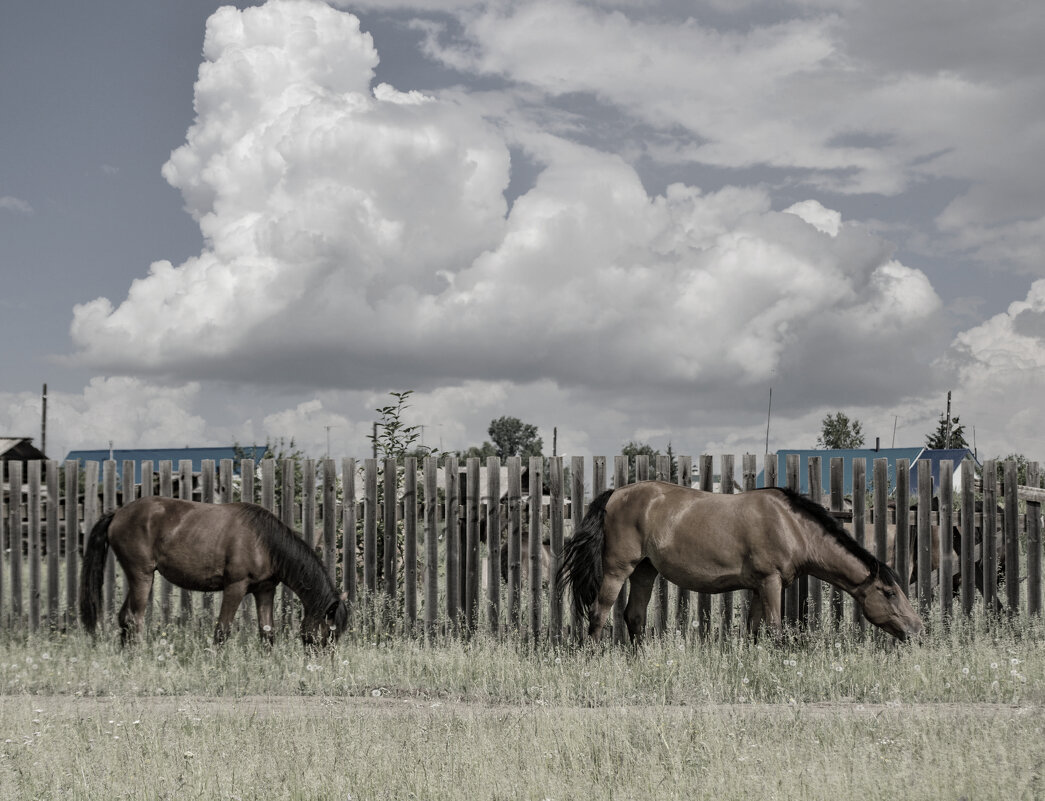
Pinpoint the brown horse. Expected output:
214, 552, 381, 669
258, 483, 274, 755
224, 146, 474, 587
557, 481, 923, 643
79, 496, 348, 647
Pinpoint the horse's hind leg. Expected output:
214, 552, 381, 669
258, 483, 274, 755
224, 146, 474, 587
623, 559, 658, 645
118, 572, 154, 646
214, 580, 249, 644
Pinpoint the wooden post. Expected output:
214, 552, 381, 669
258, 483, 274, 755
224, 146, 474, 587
676, 455, 693, 635
719, 454, 735, 639
613, 455, 630, 644
220, 459, 233, 506
939, 460, 954, 624
422, 456, 438, 639
8, 461, 23, 627
64, 459, 80, 628
982, 459, 998, 616
806, 456, 822, 629
444, 455, 460, 633
486, 456, 502, 635
382, 458, 396, 598
698, 454, 714, 638
1027, 462, 1041, 617
895, 459, 910, 596
46, 460, 59, 630
917, 460, 933, 616
322, 459, 337, 583
363, 459, 378, 596
178, 460, 193, 624
852, 458, 867, 632
103, 460, 118, 619
403, 457, 417, 634
201, 460, 216, 616
1003, 460, 1020, 615
465, 457, 481, 633
240, 459, 255, 505
28, 461, 42, 631
548, 456, 564, 644
829, 457, 845, 626
507, 456, 522, 630
528, 455, 543, 643
568, 455, 585, 640
342, 458, 357, 609
158, 461, 172, 624
784, 453, 801, 626
959, 458, 975, 616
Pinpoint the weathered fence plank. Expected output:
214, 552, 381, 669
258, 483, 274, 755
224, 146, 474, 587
403, 457, 417, 633
64, 459, 79, 628
548, 456, 564, 644
917, 460, 933, 616
487, 455, 501, 635
852, 458, 867, 632
423, 455, 438, 639
342, 458, 357, 609
960, 458, 976, 616
465, 457, 481, 633
1028, 462, 1041, 617
1004, 460, 1020, 614
939, 459, 954, 624
8, 461, 23, 627
528, 455, 543, 643
46, 460, 59, 629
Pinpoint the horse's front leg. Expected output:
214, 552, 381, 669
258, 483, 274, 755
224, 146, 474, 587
588, 568, 632, 642
755, 574, 783, 642
254, 587, 276, 645
213, 580, 249, 644
746, 593, 764, 638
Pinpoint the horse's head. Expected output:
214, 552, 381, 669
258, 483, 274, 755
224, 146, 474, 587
301, 592, 349, 648
857, 566, 923, 641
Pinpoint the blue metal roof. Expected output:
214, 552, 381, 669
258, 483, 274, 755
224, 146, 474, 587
63, 446, 266, 484
756, 448, 978, 496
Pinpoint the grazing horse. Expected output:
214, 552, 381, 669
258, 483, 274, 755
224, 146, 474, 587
79, 496, 348, 647
557, 481, 923, 643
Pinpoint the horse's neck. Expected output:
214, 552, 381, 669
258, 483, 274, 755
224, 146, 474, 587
800, 523, 869, 592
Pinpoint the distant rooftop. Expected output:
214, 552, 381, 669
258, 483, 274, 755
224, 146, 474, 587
64, 446, 267, 484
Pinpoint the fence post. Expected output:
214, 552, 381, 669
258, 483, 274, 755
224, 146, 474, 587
178, 460, 193, 624
382, 457, 396, 599
46, 460, 59, 630
829, 457, 845, 627
960, 458, 976, 616
507, 456, 522, 630
784, 453, 801, 626
465, 457, 481, 633
25, 461, 41, 632
158, 461, 172, 624
613, 455, 630, 644
8, 460, 23, 627
653, 454, 670, 636
548, 456, 564, 644
363, 459, 378, 597
342, 458, 357, 611
939, 460, 954, 624
676, 455, 693, 635
982, 459, 998, 616
852, 458, 867, 632
104, 460, 118, 620
806, 456, 822, 629
1028, 462, 1041, 617
445, 455, 460, 634
528, 455, 543, 643
487, 456, 502, 635
403, 457, 417, 634
64, 459, 80, 628
1004, 460, 1020, 615
201, 460, 216, 617
423, 456, 438, 640
917, 460, 933, 617
568, 455, 585, 641
719, 454, 735, 638
697, 454, 714, 638
895, 459, 910, 597
322, 459, 337, 584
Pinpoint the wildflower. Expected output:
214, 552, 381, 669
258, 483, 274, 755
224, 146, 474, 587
742, 677, 750, 685
184, 751, 195, 759
263, 625, 273, 633
990, 662, 998, 670
371, 689, 381, 697
962, 667, 969, 675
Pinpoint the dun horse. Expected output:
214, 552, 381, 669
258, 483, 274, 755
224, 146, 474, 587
79, 496, 348, 646
557, 481, 923, 642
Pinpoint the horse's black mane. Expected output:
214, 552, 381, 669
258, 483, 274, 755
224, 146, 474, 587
757, 487, 901, 587
236, 503, 345, 622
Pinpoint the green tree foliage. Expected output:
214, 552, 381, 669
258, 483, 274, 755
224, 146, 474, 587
488, 416, 543, 459
816, 411, 865, 449
370, 391, 439, 463
925, 412, 968, 450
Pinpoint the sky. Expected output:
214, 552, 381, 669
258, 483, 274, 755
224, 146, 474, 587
2, 0, 1044, 464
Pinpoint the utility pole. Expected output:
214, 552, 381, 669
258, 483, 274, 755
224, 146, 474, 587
944, 391, 952, 449
40, 383, 47, 457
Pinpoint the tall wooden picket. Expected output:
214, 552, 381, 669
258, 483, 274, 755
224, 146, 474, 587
64, 459, 80, 628
939, 460, 954, 624
852, 458, 867, 632
1028, 463, 1042, 617
25, 459, 40, 632
917, 460, 933, 616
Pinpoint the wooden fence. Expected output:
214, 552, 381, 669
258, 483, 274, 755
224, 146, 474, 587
0, 454, 1041, 641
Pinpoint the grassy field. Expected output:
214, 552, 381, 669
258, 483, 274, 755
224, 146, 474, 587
1, 618, 1043, 800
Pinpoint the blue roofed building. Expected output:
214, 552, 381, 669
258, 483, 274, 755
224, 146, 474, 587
63, 446, 267, 486
757, 447, 978, 496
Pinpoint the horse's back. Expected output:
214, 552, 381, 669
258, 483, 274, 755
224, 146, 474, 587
606, 481, 801, 591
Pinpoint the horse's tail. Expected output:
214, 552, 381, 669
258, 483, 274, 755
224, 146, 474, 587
556, 488, 614, 624
79, 510, 115, 633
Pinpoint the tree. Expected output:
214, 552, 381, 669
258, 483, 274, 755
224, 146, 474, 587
488, 416, 543, 459
925, 412, 968, 450
621, 440, 664, 483
816, 411, 865, 449
370, 390, 439, 462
